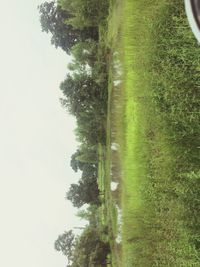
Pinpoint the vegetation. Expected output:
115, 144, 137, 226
39, 0, 200, 266
38, 1, 99, 54
39, 0, 110, 265
107, 0, 200, 266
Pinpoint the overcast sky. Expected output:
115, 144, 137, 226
0, 1, 84, 266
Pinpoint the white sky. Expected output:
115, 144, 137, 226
0, 1, 85, 266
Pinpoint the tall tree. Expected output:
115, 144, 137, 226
59, 0, 108, 28
70, 149, 97, 173
77, 144, 98, 164
70, 150, 85, 172
81, 163, 97, 179
76, 205, 99, 226
66, 178, 100, 208
38, 1, 98, 54
60, 73, 103, 116
70, 39, 98, 68
71, 227, 110, 267
54, 230, 75, 264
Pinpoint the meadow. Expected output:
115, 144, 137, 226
100, 0, 200, 266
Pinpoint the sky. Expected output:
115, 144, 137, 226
0, 1, 85, 266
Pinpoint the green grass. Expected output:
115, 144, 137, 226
104, 0, 200, 266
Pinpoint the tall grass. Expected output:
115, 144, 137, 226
106, 0, 200, 266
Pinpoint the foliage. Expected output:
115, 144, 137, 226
59, 0, 108, 28
60, 72, 107, 145
77, 144, 98, 163
106, 0, 200, 266
66, 177, 100, 208
69, 39, 98, 70
60, 73, 103, 116
55, 227, 110, 267
71, 226, 110, 267
54, 230, 75, 264
38, 1, 98, 54
39, 0, 111, 266
76, 205, 99, 226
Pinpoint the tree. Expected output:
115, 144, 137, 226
70, 148, 98, 174
54, 230, 75, 264
75, 115, 105, 145
38, 1, 98, 54
76, 205, 98, 226
77, 144, 98, 163
81, 163, 97, 179
90, 242, 111, 266
66, 178, 100, 208
70, 150, 85, 172
54, 227, 110, 267
70, 39, 98, 68
59, 0, 109, 28
70, 149, 97, 173
60, 73, 103, 116
70, 226, 110, 267
60, 73, 106, 146
67, 39, 98, 75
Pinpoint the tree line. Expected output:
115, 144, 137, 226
39, 0, 110, 266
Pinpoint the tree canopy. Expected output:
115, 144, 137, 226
60, 73, 102, 116
71, 227, 110, 267
66, 177, 100, 208
54, 230, 75, 264
55, 227, 110, 267
59, 0, 108, 28
38, 1, 98, 54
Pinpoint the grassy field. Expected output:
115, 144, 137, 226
100, 0, 200, 266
